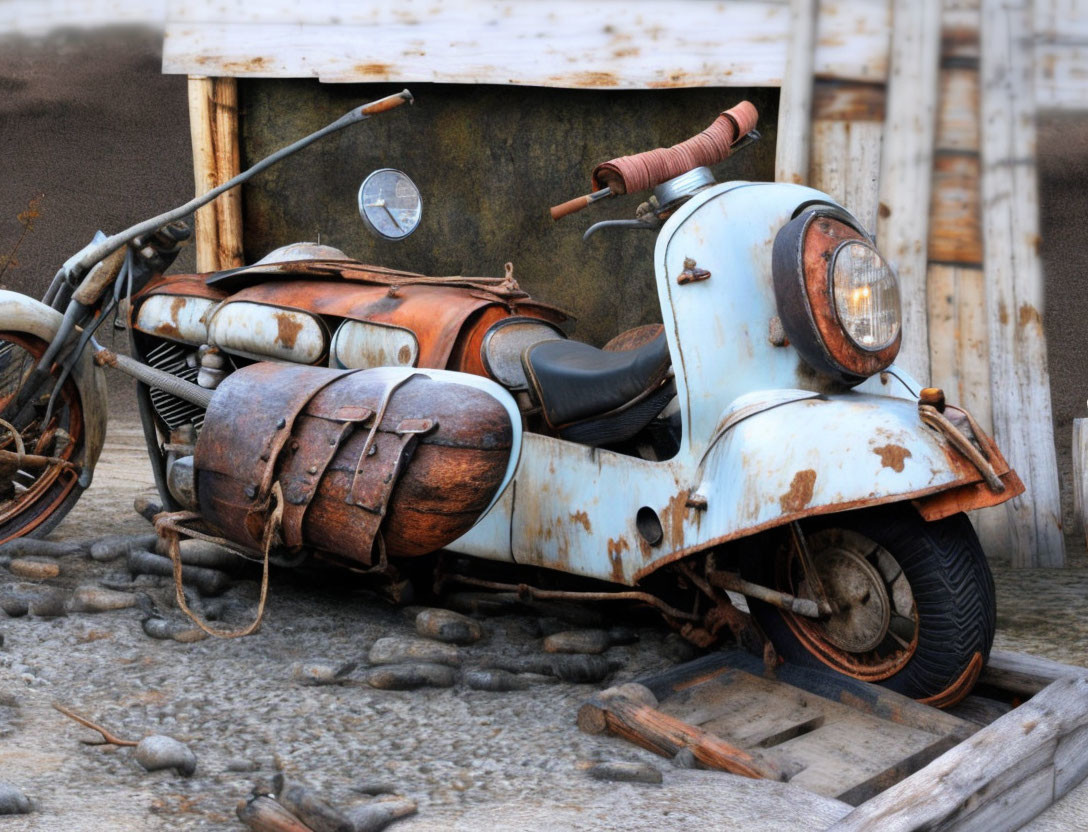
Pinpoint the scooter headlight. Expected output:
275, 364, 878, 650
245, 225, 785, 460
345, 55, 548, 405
772, 207, 901, 384
831, 241, 901, 351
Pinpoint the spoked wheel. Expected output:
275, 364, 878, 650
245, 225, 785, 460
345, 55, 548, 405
0, 332, 86, 543
743, 505, 995, 704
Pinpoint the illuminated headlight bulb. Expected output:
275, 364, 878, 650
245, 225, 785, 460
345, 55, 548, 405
832, 241, 901, 350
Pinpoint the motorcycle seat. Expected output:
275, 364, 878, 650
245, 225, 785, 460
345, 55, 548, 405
522, 333, 672, 432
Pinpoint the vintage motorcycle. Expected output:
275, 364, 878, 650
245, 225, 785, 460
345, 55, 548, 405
0, 89, 1023, 704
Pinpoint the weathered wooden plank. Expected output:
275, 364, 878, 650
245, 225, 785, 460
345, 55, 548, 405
926, 264, 960, 403
936, 65, 980, 153
812, 81, 886, 122
980, 0, 1065, 567
928, 154, 982, 264
187, 75, 219, 274
876, 0, 942, 382
161, 0, 892, 87
775, 0, 816, 184
211, 77, 244, 270
809, 119, 884, 233
954, 266, 992, 427
829, 676, 1088, 832
1074, 418, 1087, 544
1034, 0, 1088, 112
979, 648, 1088, 697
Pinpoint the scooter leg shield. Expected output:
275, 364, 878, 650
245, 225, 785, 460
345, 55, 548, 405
0, 290, 109, 482
193, 364, 514, 563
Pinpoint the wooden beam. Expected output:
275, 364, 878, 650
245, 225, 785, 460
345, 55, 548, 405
1034, 0, 1088, 112
1074, 418, 1087, 550
187, 76, 244, 272
876, 0, 942, 383
829, 676, 1088, 832
980, 648, 1088, 698
980, 0, 1064, 567
187, 75, 219, 274
775, 0, 816, 184
161, 0, 892, 87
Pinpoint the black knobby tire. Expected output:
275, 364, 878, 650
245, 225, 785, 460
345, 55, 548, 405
744, 505, 995, 700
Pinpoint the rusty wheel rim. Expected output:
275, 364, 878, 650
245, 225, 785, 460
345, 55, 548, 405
779, 528, 919, 681
0, 333, 83, 541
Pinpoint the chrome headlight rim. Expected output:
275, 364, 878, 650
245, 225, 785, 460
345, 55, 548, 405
829, 238, 901, 354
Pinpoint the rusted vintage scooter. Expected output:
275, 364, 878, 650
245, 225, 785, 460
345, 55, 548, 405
0, 89, 1023, 704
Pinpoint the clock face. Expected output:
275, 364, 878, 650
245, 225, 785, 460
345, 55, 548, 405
357, 169, 422, 241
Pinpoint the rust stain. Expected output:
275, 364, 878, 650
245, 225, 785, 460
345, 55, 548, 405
664, 490, 691, 551
569, 511, 592, 533
565, 71, 620, 87
220, 56, 271, 74
354, 62, 392, 75
878, 202, 891, 219
397, 344, 413, 365
873, 444, 912, 473
169, 295, 185, 325
274, 312, 304, 349
780, 469, 817, 513
607, 536, 629, 583
611, 47, 640, 58
998, 301, 1009, 325
155, 321, 181, 339
1018, 303, 1042, 329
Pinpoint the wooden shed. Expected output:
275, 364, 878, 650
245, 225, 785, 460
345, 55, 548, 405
162, 0, 1087, 567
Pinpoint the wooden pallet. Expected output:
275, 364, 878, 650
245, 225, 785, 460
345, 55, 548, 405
579, 648, 1088, 830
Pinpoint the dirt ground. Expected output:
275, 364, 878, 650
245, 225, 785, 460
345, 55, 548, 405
0, 421, 1085, 831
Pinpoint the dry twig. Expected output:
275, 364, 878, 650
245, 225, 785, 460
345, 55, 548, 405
52, 703, 138, 747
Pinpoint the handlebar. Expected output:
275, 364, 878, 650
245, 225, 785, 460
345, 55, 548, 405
550, 101, 759, 221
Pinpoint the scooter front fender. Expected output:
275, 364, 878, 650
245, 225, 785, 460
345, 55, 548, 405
636, 390, 1021, 580
0, 291, 108, 484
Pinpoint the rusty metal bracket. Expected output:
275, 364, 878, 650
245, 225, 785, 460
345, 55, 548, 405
789, 521, 834, 617
919, 403, 1005, 493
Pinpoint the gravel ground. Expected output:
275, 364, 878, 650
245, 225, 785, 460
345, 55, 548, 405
0, 421, 1086, 831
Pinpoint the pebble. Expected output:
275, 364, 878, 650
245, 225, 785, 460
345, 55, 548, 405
587, 761, 663, 785
0, 782, 30, 814
28, 590, 67, 618
135, 735, 197, 776
133, 493, 163, 524
599, 682, 658, 708
352, 779, 398, 796
67, 585, 138, 613
462, 668, 529, 692
8, 558, 60, 580
607, 625, 640, 646
415, 608, 483, 645
0, 538, 81, 559
672, 748, 698, 769
88, 533, 160, 562
550, 654, 623, 684
368, 637, 461, 667
290, 660, 357, 686
226, 757, 259, 772
276, 776, 348, 832
543, 629, 611, 654
365, 663, 457, 690
343, 798, 418, 832
662, 632, 697, 664
0, 596, 28, 617
141, 615, 207, 643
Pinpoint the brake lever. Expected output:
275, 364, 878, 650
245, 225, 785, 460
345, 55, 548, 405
583, 217, 662, 241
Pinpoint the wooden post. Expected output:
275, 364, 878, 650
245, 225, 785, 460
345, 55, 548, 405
980, 0, 1064, 567
876, 0, 942, 384
775, 0, 816, 184
187, 75, 244, 272
1074, 418, 1087, 550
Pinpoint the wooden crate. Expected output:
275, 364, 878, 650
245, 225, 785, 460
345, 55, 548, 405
580, 648, 1088, 830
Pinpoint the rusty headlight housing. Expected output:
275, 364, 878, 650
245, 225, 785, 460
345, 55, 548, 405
772, 207, 901, 384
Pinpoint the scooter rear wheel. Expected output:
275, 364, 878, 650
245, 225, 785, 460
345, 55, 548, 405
0, 332, 86, 543
744, 504, 995, 704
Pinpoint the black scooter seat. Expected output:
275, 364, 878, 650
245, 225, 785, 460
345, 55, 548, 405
522, 332, 672, 428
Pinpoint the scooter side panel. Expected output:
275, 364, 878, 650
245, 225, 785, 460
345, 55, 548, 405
633, 393, 1005, 580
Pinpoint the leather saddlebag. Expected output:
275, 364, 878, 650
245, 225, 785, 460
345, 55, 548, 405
193, 363, 513, 563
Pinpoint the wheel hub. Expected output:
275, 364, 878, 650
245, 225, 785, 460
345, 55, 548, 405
809, 546, 891, 653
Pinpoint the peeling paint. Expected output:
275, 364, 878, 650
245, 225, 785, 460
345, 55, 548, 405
873, 443, 912, 472
569, 510, 592, 533
779, 469, 817, 513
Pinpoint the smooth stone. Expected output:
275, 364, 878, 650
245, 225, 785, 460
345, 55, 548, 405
351, 779, 398, 796
88, 533, 159, 562
135, 735, 197, 776
0, 597, 28, 617
662, 632, 697, 664
0, 539, 80, 559
549, 654, 622, 684
8, 559, 60, 580
290, 660, 356, 686
275, 776, 350, 832
415, 608, 483, 645
142, 616, 205, 642
368, 637, 461, 668
543, 629, 611, 655
133, 493, 163, 523
462, 668, 529, 692
607, 625, 640, 646
587, 761, 663, 785
0, 782, 30, 814
672, 748, 698, 769
343, 798, 418, 832
226, 757, 259, 772
365, 663, 457, 690
28, 590, 67, 618
599, 682, 658, 708
67, 585, 138, 613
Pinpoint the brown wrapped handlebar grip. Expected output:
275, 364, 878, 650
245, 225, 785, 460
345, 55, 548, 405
72, 245, 127, 306
550, 194, 592, 221
358, 89, 414, 116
